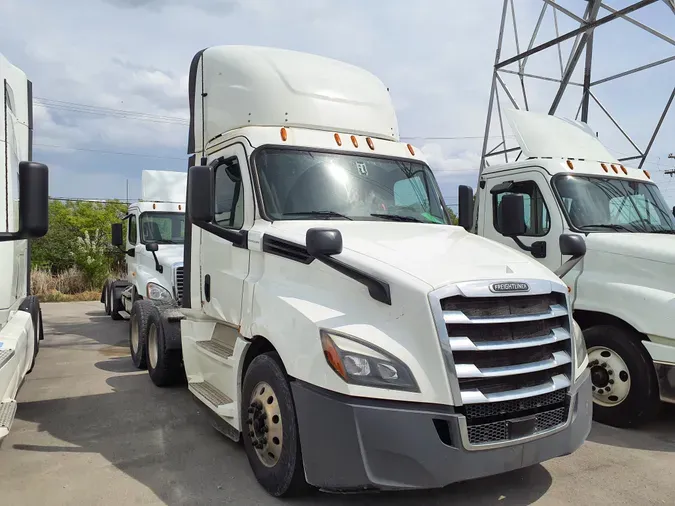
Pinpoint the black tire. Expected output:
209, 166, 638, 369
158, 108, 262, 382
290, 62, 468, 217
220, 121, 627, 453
146, 308, 184, 387
19, 296, 41, 374
584, 324, 661, 428
129, 300, 154, 369
241, 352, 309, 497
102, 280, 111, 315
110, 281, 126, 321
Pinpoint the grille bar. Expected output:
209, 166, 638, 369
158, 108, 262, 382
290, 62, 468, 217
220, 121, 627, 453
447, 327, 570, 352
460, 373, 571, 404
455, 351, 571, 379
444, 304, 567, 325
174, 265, 184, 304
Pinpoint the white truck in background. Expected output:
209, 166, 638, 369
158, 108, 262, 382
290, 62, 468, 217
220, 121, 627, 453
141, 45, 592, 497
458, 109, 675, 428
0, 52, 49, 441
101, 170, 186, 378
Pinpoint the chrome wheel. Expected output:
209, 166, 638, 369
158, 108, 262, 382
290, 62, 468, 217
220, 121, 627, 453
130, 313, 140, 355
148, 323, 159, 369
588, 345, 631, 407
247, 381, 283, 468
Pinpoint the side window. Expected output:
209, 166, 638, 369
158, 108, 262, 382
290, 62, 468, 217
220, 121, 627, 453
214, 160, 244, 229
128, 215, 138, 244
493, 181, 550, 237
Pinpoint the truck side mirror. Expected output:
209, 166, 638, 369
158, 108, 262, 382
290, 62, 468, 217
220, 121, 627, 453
187, 165, 214, 223
554, 233, 587, 279
559, 233, 586, 257
145, 242, 159, 252
145, 242, 163, 273
306, 228, 343, 257
672, 206, 675, 218
497, 194, 526, 237
18, 161, 49, 239
458, 185, 474, 231
111, 223, 123, 247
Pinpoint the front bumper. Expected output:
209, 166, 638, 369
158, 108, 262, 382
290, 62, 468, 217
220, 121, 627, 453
292, 369, 592, 492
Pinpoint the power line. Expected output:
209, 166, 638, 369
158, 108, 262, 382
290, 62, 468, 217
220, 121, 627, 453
34, 142, 186, 160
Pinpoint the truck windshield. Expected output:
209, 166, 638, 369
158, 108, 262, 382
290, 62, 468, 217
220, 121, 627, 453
254, 148, 449, 224
140, 212, 185, 244
553, 175, 675, 233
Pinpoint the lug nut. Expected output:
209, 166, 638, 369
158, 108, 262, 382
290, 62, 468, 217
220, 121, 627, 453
609, 379, 615, 384
598, 389, 604, 394
608, 370, 613, 375
592, 386, 596, 391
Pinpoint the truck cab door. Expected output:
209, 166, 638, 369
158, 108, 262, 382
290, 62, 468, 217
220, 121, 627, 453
480, 168, 564, 273
126, 213, 140, 283
200, 143, 252, 326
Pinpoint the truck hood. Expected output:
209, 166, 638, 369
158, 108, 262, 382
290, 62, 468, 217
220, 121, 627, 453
267, 221, 560, 289
586, 232, 675, 264
155, 244, 184, 269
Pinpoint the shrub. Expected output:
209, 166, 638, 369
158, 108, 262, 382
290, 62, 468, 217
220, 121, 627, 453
71, 229, 111, 290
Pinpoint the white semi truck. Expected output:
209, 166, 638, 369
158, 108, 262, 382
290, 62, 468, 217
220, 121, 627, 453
0, 52, 49, 441
458, 109, 675, 428
141, 45, 592, 496
101, 170, 186, 378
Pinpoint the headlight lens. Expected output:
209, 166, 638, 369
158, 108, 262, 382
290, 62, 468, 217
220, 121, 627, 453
147, 282, 173, 302
320, 329, 419, 392
572, 319, 588, 379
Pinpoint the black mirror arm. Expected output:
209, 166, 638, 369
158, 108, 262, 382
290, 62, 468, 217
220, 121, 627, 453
150, 251, 163, 273
511, 235, 532, 252
554, 255, 584, 278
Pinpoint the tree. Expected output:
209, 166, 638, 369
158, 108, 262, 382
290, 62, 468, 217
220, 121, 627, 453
446, 207, 459, 226
32, 200, 128, 278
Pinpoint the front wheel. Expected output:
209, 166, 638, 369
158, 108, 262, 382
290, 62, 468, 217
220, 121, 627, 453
241, 352, 309, 497
129, 300, 154, 369
584, 324, 660, 428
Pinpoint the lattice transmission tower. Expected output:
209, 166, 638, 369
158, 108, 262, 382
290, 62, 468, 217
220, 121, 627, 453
480, 0, 675, 176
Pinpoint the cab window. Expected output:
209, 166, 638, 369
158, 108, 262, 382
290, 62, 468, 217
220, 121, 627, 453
214, 159, 244, 229
493, 181, 550, 237
128, 215, 138, 244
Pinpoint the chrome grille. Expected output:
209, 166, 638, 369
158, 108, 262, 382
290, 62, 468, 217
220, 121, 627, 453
174, 265, 184, 304
435, 283, 573, 446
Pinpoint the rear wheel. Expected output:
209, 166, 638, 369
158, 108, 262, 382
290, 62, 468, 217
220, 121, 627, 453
241, 352, 308, 497
102, 280, 111, 315
146, 308, 184, 387
584, 324, 660, 428
129, 300, 154, 369
110, 282, 126, 321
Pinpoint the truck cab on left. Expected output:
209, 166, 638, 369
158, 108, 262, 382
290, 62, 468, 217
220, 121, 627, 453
0, 52, 50, 442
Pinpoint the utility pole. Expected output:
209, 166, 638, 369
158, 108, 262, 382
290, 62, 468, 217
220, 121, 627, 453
666, 154, 675, 177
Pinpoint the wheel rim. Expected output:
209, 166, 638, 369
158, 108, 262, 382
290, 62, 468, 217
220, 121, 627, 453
148, 323, 159, 369
130, 314, 139, 355
246, 381, 283, 468
588, 345, 631, 407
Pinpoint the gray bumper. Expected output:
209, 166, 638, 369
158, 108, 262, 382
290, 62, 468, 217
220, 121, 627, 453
292, 370, 592, 492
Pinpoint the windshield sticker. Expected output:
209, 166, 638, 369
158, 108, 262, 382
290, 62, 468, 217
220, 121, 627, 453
356, 161, 368, 176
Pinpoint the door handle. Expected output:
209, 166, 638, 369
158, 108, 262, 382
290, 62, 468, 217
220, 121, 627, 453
204, 274, 211, 302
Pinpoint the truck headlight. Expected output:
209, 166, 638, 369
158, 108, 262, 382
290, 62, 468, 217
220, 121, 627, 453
572, 319, 588, 380
320, 329, 419, 392
147, 282, 172, 302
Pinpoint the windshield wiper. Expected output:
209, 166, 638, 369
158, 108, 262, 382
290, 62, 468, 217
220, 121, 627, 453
578, 224, 631, 232
370, 213, 423, 223
283, 211, 353, 220
650, 229, 675, 234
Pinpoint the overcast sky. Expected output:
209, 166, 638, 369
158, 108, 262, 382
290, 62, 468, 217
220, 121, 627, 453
1, 0, 674, 207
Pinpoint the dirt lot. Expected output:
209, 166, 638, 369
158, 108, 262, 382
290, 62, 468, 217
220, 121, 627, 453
0, 301, 673, 505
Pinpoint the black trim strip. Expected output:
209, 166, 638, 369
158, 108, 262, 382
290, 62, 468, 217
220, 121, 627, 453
262, 235, 314, 264
183, 153, 196, 309
187, 49, 207, 155
192, 220, 248, 249
317, 255, 391, 305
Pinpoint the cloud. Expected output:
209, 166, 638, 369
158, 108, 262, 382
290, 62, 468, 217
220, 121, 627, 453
1, 0, 673, 203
